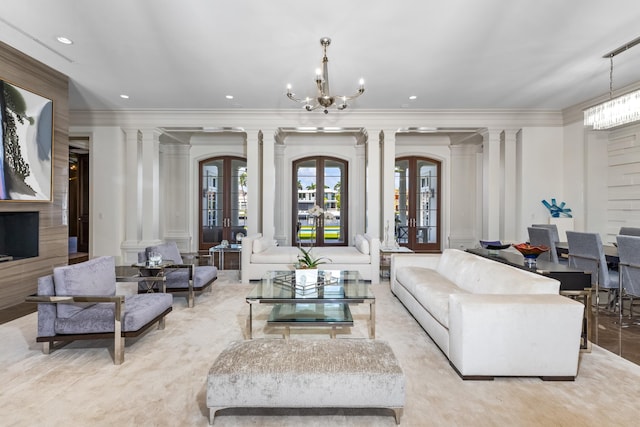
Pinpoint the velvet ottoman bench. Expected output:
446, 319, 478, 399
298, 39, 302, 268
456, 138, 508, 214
206, 339, 405, 424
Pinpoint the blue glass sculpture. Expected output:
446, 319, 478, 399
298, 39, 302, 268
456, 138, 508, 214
542, 198, 572, 218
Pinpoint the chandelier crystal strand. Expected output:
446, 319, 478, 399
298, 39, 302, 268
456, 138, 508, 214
286, 37, 365, 114
584, 35, 640, 130
584, 89, 640, 130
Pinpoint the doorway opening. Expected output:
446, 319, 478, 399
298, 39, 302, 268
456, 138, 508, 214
69, 137, 89, 264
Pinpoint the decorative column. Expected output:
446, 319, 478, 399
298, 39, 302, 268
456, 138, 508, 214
380, 130, 397, 247
481, 129, 502, 240
449, 144, 480, 249
139, 128, 163, 245
159, 142, 191, 251
365, 131, 380, 238
502, 129, 518, 242
353, 140, 366, 237
120, 128, 143, 262
246, 129, 262, 236
272, 139, 286, 244
262, 128, 277, 242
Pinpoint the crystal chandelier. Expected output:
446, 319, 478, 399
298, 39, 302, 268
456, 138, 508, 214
584, 36, 640, 130
286, 37, 364, 114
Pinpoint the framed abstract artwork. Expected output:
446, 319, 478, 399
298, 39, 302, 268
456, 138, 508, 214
0, 79, 53, 201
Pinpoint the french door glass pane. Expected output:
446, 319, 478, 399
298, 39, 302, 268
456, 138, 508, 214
230, 159, 248, 241
395, 159, 410, 244
415, 160, 437, 244
296, 159, 317, 245
202, 159, 223, 244
324, 160, 344, 244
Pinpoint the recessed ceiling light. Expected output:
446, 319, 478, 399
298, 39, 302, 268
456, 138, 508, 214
56, 36, 73, 45
120, 94, 129, 99
225, 95, 234, 100
409, 95, 417, 100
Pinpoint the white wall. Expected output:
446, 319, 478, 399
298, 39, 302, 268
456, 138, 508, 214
516, 127, 566, 242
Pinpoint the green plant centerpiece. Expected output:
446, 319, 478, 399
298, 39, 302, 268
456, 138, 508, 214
294, 246, 331, 288
295, 246, 330, 269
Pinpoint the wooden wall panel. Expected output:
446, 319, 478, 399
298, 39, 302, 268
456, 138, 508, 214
0, 41, 69, 309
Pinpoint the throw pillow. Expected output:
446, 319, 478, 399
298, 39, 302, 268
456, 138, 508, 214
253, 236, 274, 253
355, 234, 370, 255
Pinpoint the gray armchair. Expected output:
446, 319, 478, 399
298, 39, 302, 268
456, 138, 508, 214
138, 241, 218, 307
27, 256, 173, 365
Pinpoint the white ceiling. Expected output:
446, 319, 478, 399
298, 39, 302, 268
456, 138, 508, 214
1, 0, 640, 112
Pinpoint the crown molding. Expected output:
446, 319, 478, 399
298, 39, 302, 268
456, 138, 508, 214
70, 108, 564, 131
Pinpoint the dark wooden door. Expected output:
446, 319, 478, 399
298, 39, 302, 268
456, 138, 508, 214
68, 152, 90, 253
395, 156, 441, 252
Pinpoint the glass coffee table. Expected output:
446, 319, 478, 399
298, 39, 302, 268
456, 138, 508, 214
246, 270, 376, 339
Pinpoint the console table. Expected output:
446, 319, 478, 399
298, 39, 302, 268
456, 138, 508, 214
467, 248, 591, 291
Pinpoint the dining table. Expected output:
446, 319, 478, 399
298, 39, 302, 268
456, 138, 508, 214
555, 242, 619, 264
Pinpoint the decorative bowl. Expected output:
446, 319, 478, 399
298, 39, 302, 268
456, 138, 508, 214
479, 240, 511, 250
512, 243, 550, 258
512, 243, 549, 267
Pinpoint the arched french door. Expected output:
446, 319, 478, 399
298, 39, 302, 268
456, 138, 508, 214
395, 156, 441, 252
293, 156, 348, 247
199, 156, 247, 250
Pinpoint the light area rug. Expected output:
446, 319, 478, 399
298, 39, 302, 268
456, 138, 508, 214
1, 271, 639, 427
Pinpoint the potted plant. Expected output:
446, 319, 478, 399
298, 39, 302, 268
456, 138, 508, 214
295, 246, 331, 287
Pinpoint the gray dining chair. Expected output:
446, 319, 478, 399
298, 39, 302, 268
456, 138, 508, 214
527, 226, 559, 263
615, 235, 640, 320
619, 226, 640, 237
532, 224, 560, 244
566, 231, 619, 311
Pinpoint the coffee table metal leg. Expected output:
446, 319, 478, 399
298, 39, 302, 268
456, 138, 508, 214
248, 303, 253, 339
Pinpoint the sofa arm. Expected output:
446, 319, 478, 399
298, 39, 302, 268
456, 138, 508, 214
448, 293, 584, 378
364, 233, 380, 264
241, 234, 262, 283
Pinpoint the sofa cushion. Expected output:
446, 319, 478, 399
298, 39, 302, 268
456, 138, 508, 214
354, 234, 370, 255
396, 266, 468, 328
165, 265, 218, 289
312, 247, 371, 264
54, 293, 173, 334
53, 256, 116, 319
413, 278, 469, 329
251, 246, 300, 264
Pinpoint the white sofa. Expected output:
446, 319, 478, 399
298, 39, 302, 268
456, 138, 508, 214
390, 249, 584, 380
241, 233, 380, 284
